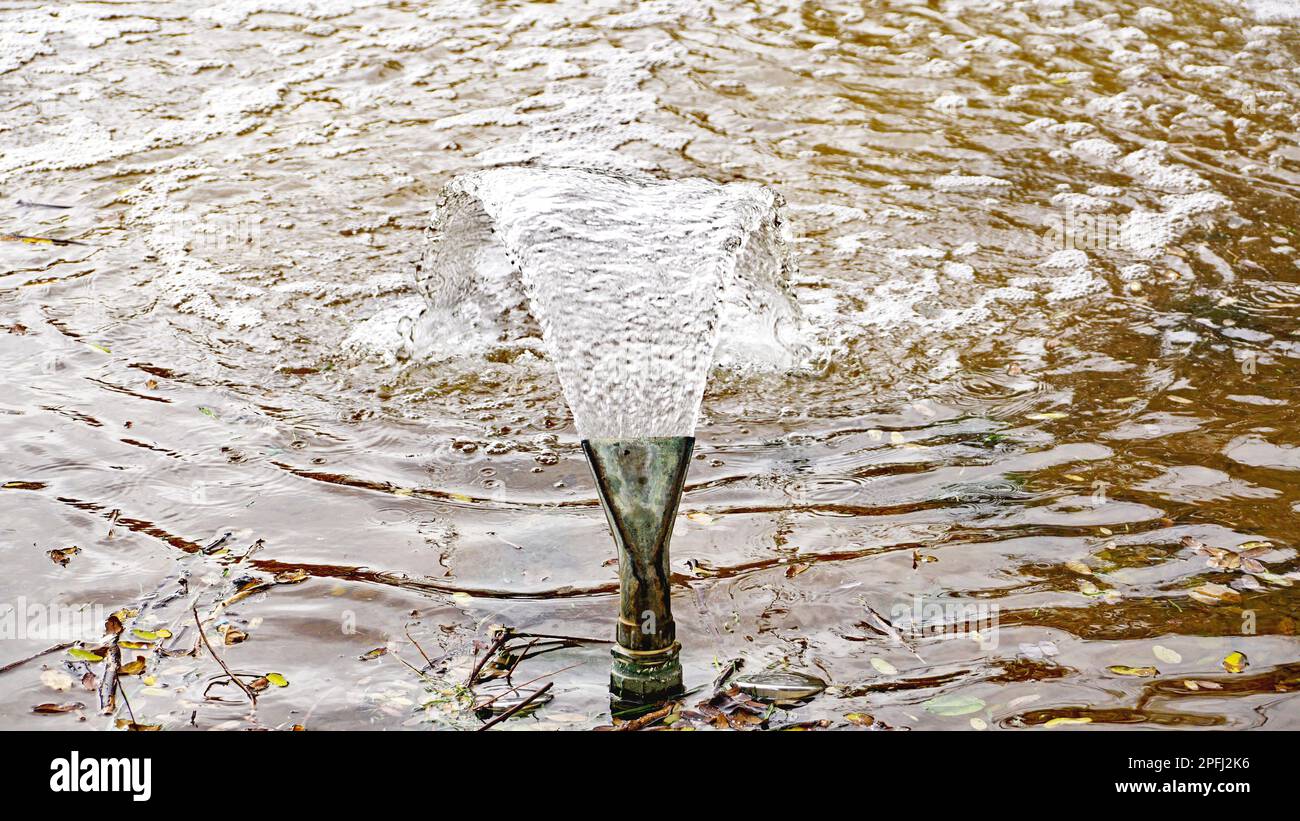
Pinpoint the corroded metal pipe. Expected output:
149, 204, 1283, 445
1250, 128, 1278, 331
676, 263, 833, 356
582, 436, 693, 705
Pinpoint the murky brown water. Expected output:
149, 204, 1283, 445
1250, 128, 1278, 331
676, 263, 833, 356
3, 0, 1299, 730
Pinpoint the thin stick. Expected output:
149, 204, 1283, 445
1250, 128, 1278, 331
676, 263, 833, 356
97, 635, 121, 715
476, 682, 552, 731
193, 607, 256, 704
0, 641, 73, 676
404, 623, 435, 671
508, 630, 612, 645
504, 638, 539, 682
466, 630, 509, 686
391, 651, 437, 684
475, 662, 582, 711
116, 679, 135, 723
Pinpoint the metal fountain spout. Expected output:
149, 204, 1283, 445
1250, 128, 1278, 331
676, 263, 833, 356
581, 436, 693, 705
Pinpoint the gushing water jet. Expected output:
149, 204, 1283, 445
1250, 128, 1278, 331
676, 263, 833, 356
416, 166, 809, 706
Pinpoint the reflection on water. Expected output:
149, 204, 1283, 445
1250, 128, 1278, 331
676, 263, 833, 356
1, 0, 1298, 730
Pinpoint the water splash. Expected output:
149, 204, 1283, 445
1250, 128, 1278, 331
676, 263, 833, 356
415, 165, 808, 438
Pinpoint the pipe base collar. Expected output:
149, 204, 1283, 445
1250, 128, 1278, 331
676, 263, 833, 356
609, 643, 684, 705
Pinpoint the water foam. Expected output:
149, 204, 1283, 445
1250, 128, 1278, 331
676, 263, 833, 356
414, 166, 808, 439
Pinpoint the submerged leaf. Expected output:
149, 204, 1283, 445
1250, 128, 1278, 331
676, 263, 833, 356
923, 694, 985, 716
1153, 645, 1182, 664
114, 720, 161, 731
1107, 665, 1158, 678
40, 670, 74, 691
33, 702, 84, 714
1189, 583, 1241, 605
871, 657, 898, 676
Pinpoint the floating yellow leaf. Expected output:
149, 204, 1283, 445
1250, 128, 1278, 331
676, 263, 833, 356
68, 648, 104, 663
1099, 527, 1113, 536
1153, 645, 1182, 664
265, 672, 289, 687
1222, 651, 1248, 674
1167, 395, 1193, 404
1027, 412, 1068, 420
1064, 474, 1085, 482
449, 493, 473, 503
1044, 716, 1092, 727
1107, 665, 1158, 677
1065, 560, 1092, 575
359, 647, 388, 661
3, 480, 44, 489
686, 511, 715, 525
845, 712, 874, 726
889, 431, 906, 445
119, 657, 147, 676
132, 629, 160, 641
47, 546, 81, 566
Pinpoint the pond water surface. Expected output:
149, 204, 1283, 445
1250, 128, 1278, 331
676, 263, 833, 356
2, 0, 1299, 730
